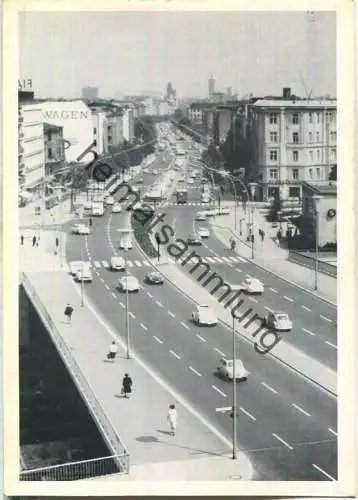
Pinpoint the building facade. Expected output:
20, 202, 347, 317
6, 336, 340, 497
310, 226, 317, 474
248, 91, 337, 201
43, 123, 65, 176
18, 103, 45, 190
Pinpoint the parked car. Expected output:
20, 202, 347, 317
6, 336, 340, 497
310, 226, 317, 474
241, 278, 264, 294
195, 211, 207, 221
192, 305, 217, 326
118, 276, 140, 292
105, 196, 115, 205
187, 233, 202, 246
264, 311, 293, 331
198, 227, 210, 239
71, 224, 90, 235
112, 203, 122, 213
110, 256, 126, 270
188, 178, 194, 184
217, 358, 249, 381
145, 271, 164, 285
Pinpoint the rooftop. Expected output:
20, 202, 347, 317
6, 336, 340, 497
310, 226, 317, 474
252, 98, 337, 109
302, 181, 337, 195
43, 122, 63, 133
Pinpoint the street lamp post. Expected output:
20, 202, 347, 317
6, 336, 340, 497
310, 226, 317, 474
248, 183, 257, 259
124, 251, 131, 359
232, 314, 237, 460
80, 236, 84, 307
312, 195, 322, 291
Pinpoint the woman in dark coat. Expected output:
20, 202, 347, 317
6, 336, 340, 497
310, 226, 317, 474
122, 373, 133, 398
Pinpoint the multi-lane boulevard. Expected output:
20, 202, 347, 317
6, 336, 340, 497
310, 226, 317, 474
65, 141, 337, 480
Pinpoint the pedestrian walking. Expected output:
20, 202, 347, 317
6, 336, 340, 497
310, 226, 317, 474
20, 234, 24, 245
121, 373, 133, 398
64, 304, 74, 324
32, 235, 37, 247
89, 218, 93, 227
167, 404, 178, 436
261, 230, 265, 242
107, 341, 118, 361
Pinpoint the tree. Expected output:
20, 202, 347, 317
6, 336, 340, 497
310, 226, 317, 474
267, 192, 282, 222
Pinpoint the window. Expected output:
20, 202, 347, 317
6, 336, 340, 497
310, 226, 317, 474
292, 168, 299, 180
316, 131, 320, 142
331, 148, 336, 161
308, 131, 313, 143
93, 127, 97, 134
292, 150, 299, 162
316, 149, 320, 161
269, 150, 278, 161
330, 131, 337, 142
269, 112, 278, 124
269, 169, 278, 179
48, 147, 52, 159
326, 111, 334, 122
309, 150, 313, 162
289, 187, 300, 198
292, 132, 299, 144
270, 131, 277, 142
316, 112, 320, 123
292, 113, 299, 125
108, 135, 112, 142
308, 113, 313, 124
309, 168, 313, 179
107, 125, 112, 132
316, 167, 321, 179
47, 133, 52, 141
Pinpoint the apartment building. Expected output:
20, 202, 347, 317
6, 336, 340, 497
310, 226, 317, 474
249, 89, 337, 201
43, 122, 65, 176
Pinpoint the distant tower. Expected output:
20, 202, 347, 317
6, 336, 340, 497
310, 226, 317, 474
208, 74, 215, 99
166, 82, 174, 98
226, 87, 232, 99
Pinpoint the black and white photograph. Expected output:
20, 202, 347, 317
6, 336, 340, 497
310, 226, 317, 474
2, 0, 356, 496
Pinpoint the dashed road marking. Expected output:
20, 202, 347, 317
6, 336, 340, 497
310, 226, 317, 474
328, 427, 337, 437
245, 273, 251, 278
312, 463, 335, 481
180, 321, 190, 330
248, 297, 258, 303
206, 257, 216, 263
196, 334, 206, 343
140, 323, 148, 330
147, 291, 153, 298
261, 382, 278, 394
272, 433, 293, 450
269, 287, 278, 293
264, 306, 273, 312
302, 328, 316, 336
153, 335, 163, 344
214, 348, 225, 357
212, 385, 227, 397
100, 277, 104, 282
169, 349, 181, 360
134, 260, 142, 267
129, 312, 135, 319
142, 260, 151, 266
111, 292, 117, 299
156, 300, 164, 308
284, 295, 294, 302
325, 341, 337, 349
119, 302, 125, 309
301, 305, 311, 311
320, 315, 333, 323
240, 406, 256, 422
104, 284, 110, 290
235, 268, 242, 273
292, 403, 311, 417
189, 366, 202, 377
168, 311, 175, 318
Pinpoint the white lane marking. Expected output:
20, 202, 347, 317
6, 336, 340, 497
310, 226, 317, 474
104, 284, 110, 290
240, 406, 256, 422
127, 261, 134, 267
189, 366, 202, 377
206, 257, 216, 263
168, 311, 176, 318
261, 381, 278, 394
328, 427, 337, 437
238, 257, 247, 263
245, 273, 251, 278
301, 305, 311, 311
140, 323, 148, 331
102, 261, 109, 268
302, 327, 316, 336
292, 403, 311, 417
228, 256, 239, 262
180, 321, 190, 330
99, 277, 104, 282
212, 385, 227, 397
111, 292, 117, 299
169, 349, 181, 360
284, 295, 294, 303
222, 257, 231, 263
312, 463, 335, 481
142, 260, 151, 266
147, 291, 153, 298
272, 433, 293, 450
214, 347, 225, 357
248, 297, 258, 303
196, 334, 207, 343
119, 302, 125, 309
213, 257, 223, 263
264, 306, 273, 312
129, 312, 135, 319
320, 314, 333, 323
134, 260, 142, 267
269, 287, 278, 293
93, 261, 100, 268
156, 300, 164, 308
153, 335, 163, 344
325, 341, 337, 349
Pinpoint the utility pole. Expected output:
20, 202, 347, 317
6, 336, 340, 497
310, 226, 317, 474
80, 236, 84, 307
124, 252, 131, 359
232, 314, 237, 460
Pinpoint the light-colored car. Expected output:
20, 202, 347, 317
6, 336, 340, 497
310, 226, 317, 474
118, 275, 140, 292
264, 312, 293, 332
192, 305, 217, 326
145, 271, 164, 285
241, 278, 264, 294
110, 256, 126, 270
72, 223, 90, 235
142, 168, 149, 173
218, 207, 231, 216
112, 203, 122, 213
152, 169, 158, 175
217, 358, 249, 381
188, 178, 194, 184
105, 196, 115, 205
69, 260, 89, 275
187, 233, 202, 246
75, 268, 93, 282
198, 227, 210, 239
119, 235, 133, 250
195, 211, 207, 221
71, 224, 82, 234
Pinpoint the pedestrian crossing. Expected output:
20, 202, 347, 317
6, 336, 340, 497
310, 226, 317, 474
83, 254, 247, 270
161, 201, 216, 208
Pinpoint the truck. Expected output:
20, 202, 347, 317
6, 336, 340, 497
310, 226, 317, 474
92, 201, 104, 216
176, 189, 188, 204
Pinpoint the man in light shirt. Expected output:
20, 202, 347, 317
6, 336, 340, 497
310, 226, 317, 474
107, 341, 118, 361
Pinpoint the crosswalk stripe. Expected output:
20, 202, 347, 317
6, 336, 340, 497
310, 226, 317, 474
102, 261, 109, 268
213, 257, 223, 263
93, 261, 100, 268
227, 256, 238, 262
206, 257, 216, 263
142, 260, 151, 266
238, 257, 247, 263
134, 260, 142, 267
222, 257, 231, 263
127, 261, 134, 267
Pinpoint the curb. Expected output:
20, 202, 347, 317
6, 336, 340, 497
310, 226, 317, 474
133, 232, 337, 398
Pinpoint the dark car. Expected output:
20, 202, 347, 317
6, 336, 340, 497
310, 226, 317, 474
187, 233, 203, 246
145, 271, 164, 284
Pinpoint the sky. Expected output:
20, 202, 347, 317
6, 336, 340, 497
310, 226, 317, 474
19, 10, 336, 100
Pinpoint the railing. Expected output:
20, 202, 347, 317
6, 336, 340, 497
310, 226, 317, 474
20, 273, 130, 478
20, 454, 129, 481
288, 250, 337, 278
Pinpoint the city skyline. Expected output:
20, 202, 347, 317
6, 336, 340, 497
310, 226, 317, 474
19, 10, 336, 100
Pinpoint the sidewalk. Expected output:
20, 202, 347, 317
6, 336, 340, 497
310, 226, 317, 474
19, 231, 253, 481
210, 201, 337, 305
